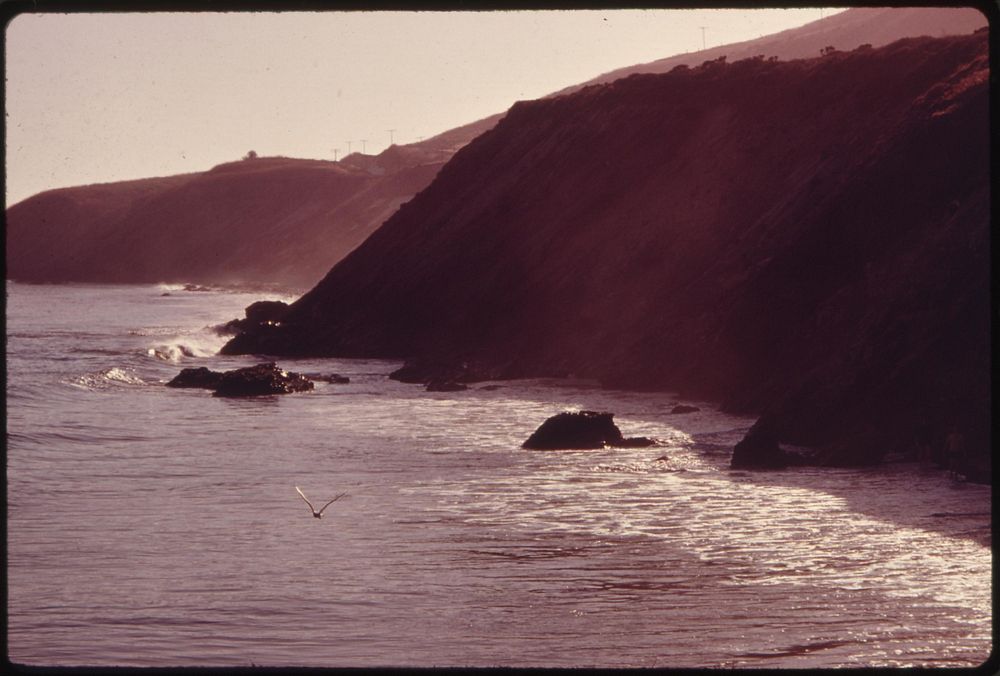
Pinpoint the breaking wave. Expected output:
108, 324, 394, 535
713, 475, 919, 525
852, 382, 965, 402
155, 282, 220, 294
146, 333, 226, 362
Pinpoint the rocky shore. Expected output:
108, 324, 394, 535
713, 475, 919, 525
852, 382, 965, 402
220, 34, 988, 481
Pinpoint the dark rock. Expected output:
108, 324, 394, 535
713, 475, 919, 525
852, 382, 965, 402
730, 416, 790, 469
480, 384, 503, 391
217, 300, 291, 336
244, 300, 290, 324
166, 366, 224, 389
671, 404, 700, 414
302, 372, 350, 384
426, 380, 467, 392
522, 410, 652, 450
212, 362, 314, 398
615, 436, 656, 448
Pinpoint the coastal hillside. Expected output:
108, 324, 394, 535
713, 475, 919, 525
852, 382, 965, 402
224, 32, 990, 468
565, 6, 987, 89
5, 148, 449, 290
5, 8, 984, 290
409, 7, 988, 165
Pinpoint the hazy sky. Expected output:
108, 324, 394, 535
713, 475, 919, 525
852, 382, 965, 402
4, 9, 844, 207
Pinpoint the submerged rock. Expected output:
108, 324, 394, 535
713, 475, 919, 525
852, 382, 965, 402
522, 410, 654, 450
426, 379, 467, 392
213, 362, 314, 397
303, 372, 350, 384
166, 366, 223, 389
671, 404, 700, 414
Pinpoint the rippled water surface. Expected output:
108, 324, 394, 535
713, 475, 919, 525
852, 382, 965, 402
6, 282, 992, 667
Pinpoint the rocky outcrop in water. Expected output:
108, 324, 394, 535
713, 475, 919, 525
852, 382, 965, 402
213, 363, 314, 397
426, 380, 468, 392
523, 411, 654, 450
671, 405, 700, 414
167, 363, 313, 397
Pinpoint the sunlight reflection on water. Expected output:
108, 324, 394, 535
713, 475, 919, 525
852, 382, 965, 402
6, 283, 992, 668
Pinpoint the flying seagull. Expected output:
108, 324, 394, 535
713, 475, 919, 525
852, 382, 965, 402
296, 486, 348, 519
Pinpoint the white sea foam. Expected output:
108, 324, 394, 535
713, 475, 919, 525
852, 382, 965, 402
155, 283, 185, 293
70, 366, 147, 390
147, 331, 227, 362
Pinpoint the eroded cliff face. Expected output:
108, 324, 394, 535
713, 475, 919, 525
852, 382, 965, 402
5, 149, 451, 290
225, 33, 989, 465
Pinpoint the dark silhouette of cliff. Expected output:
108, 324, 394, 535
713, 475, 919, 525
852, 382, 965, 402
224, 32, 989, 469
5, 8, 984, 290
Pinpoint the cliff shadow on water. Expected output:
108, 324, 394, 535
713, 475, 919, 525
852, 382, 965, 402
222, 32, 990, 477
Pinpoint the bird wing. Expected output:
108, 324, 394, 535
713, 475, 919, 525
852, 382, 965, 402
317, 492, 349, 515
295, 486, 316, 512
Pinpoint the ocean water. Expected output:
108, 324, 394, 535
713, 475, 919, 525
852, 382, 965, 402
5, 281, 992, 668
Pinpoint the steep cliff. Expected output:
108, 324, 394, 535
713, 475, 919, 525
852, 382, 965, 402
224, 32, 989, 467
